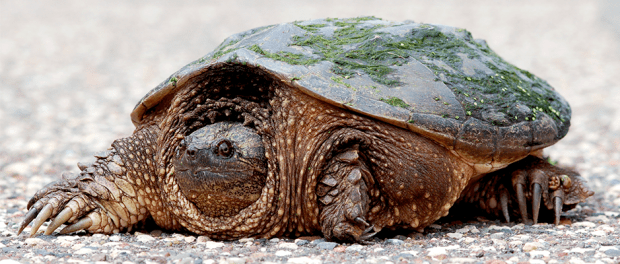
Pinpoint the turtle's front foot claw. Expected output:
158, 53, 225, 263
59, 217, 93, 234
18, 180, 97, 236
18, 204, 52, 237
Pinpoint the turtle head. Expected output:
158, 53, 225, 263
173, 121, 267, 217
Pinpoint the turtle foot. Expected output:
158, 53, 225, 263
19, 156, 153, 236
18, 177, 101, 236
318, 146, 376, 242
506, 156, 594, 225
453, 156, 594, 225
319, 166, 375, 242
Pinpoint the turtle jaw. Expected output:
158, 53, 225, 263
174, 167, 263, 218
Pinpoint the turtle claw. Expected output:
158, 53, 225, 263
19, 179, 106, 237
359, 225, 377, 241
500, 188, 510, 223
499, 156, 594, 226
59, 217, 93, 235
45, 207, 73, 235
515, 183, 529, 222
354, 217, 371, 227
532, 183, 542, 224
456, 156, 593, 227
18, 207, 38, 235
553, 196, 562, 225
30, 204, 53, 237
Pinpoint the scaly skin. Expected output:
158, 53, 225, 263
20, 126, 177, 236
452, 156, 594, 225
19, 77, 594, 242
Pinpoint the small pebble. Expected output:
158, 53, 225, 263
24, 238, 49, 246
205, 241, 225, 249
447, 232, 463, 239
572, 221, 596, 228
136, 234, 156, 243
427, 246, 460, 257
333, 245, 346, 253
295, 239, 309, 246
463, 237, 476, 244
385, 238, 404, 245
274, 250, 292, 256
345, 244, 363, 252
490, 233, 505, 239
278, 242, 298, 250
73, 247, 96, 254
570, 247, 595, 254
227, 257, 246, 264
310, 238, 326, 245
428, 224, 442, 229
603, 248, 620, 257
316, 242, 338, 250
523, 242, 541, 252
568, 257, 586, 264
196, 236, 210, 243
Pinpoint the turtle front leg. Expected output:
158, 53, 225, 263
454, 155, 594, 225
19, 128, 161, 236
318, 145, 375, 242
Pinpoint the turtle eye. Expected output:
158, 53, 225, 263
177, 140, 187, 156
215, 140, 234, 158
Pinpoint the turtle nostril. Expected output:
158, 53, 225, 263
187, 147, 197, 158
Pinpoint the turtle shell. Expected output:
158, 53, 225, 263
131, 17, 570, 168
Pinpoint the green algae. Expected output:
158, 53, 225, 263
294, 23, 327, 33
330, 76, 355, 90
289, 17, 404, 86
248, 45, 320, 66
204, 17, 568, 126
380, 97, 409, 108
210, 25, 275, 59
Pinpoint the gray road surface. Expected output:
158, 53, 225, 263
1, 0, 619, 263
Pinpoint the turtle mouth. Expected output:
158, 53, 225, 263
174, 166, 265, 217
178, 168, 250, 182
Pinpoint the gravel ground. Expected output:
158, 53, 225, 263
1, 0, 619, 263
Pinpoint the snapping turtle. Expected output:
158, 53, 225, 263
20, 17, 593, 241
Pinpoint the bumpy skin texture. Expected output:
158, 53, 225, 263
452, 156, 593, 225
19, 78, 593, 241
20, 18, 594, 242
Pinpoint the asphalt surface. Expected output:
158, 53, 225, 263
1, 0, 619, 263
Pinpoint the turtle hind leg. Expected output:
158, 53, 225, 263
318, 146, 376, 242
507, 156, 594, 224
453, 155, 594, 225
